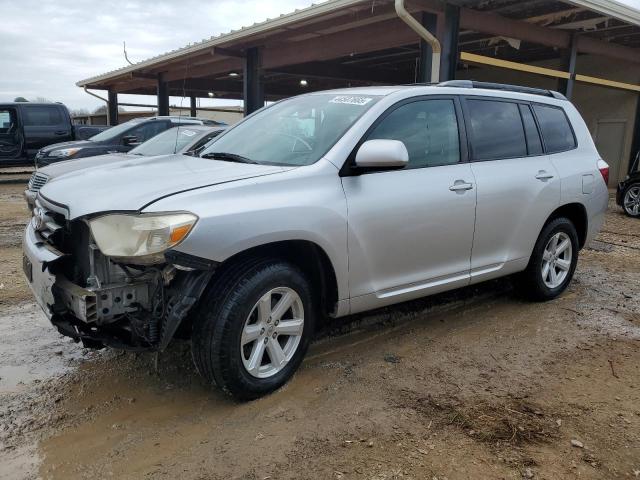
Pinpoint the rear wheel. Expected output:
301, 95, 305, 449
515, 217, 579, 301
191, 258, 315, 400
622, 183, 640, 217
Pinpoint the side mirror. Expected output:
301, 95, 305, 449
354, 139, 409, 169
122, 135, 140, 146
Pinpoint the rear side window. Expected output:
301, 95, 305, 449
22, 106, 64, 126
532, 104, 576, 153
466, 99, 526, 160
367, 99, 460, 168
519, 104, 543, 156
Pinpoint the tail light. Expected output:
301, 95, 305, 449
597, 159, 609, 186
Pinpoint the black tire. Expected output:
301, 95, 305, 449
622, 183, 640, 217
514, 217, 579, 301
191, 257, 316, 400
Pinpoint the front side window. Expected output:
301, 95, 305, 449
0, 109, 17, 133
22, 106, 63, 126
200, 93, 381, 166
366, 99, 460, 168
127, 121, 167, 144
533, 104, 576, 153
467, 99, 527, 160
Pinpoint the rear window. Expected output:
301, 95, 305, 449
532, 104, 576, 153
466, 99, 527, 160
22, 106, 64, 126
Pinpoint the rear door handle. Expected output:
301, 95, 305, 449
535, 170, 554, 181
449, 180, 474, 192
54, 130, 68, 135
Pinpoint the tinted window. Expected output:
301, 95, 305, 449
533, 104, 576, 153
467, 100, 526, 160
519, 104, 543, 155
127, 121, 167, 143
367, 99, 460, 168
22, 106, 64, 126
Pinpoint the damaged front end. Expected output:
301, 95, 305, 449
23, 196, 214, 351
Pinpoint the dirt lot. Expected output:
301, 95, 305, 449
0, 180, 639, 480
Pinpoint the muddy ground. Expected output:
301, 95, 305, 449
0, 180, 639, 480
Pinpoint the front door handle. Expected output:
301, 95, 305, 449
535, 170, 554, 181
449, 180, 474, 192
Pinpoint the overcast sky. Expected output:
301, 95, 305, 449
0, 0, 315, 112
1, 0, 639, 112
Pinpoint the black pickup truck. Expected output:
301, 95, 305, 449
0, 102, 109, 166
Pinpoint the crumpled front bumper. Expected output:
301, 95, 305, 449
22, 222, 61, 319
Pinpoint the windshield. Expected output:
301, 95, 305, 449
130, 126, 204, 156
89, 119, 143, 142
200, 93, 381, 166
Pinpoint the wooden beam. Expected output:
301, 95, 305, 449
267, 61, 408, 84
460, 52, 571, 79
263, 17, 419, 70
212, 47, 246, 58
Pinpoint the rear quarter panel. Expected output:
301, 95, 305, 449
549, 104, 609, 245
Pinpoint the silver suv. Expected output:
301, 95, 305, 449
23, 82, 609, 399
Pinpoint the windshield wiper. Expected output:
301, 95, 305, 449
201, 152, 258, 164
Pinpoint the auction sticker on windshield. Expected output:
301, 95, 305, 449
180, 130, 197, 137
329, 95, 373, 106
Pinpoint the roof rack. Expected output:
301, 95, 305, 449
437, 80, 568, 100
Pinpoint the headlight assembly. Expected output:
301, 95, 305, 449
88, 212, 198, 259
50, 147, 83, 158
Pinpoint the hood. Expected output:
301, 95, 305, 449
38, 154, 291, 219
39, 140, 94, 155
39, 153, 130, 178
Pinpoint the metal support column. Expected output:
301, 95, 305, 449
243, 47, 264, 116
558, 34, 578, 100
157, 73, 169, 116
418, 13, 439, 83
190, 96, 197, 117
440, 4, 460, 82
107, 88, 118, 126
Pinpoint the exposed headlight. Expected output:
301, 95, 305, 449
88, 212, 197, 258
50, 147, 82, 158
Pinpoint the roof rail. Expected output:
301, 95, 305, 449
437, 80, 568, 100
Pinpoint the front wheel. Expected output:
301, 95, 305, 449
515, 217, 579, 301
191, 258, 315, 400
622, 183, 640, 217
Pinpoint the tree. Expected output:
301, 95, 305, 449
13, 97, 28, 102
93, 104, 125, 114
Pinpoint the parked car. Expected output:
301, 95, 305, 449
24, 125, 226, 208
34, 116, 226, 167
23, 82, 609, 400
0, 102, 109, 166
616, 151, 640, 217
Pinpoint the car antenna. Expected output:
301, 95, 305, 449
123, 41, 135, 66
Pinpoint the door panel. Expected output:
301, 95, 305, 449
22, 105, 72, 157
470, 156, 560, 273
343, 164, 476, 303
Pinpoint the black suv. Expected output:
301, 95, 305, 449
616, 151, 640, 217
0, 102, 109, 166
35, 116, 226, 166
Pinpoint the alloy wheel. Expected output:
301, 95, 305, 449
623, 186, 640, 216
240, 287, 305, 379
541, 232, 572, 289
